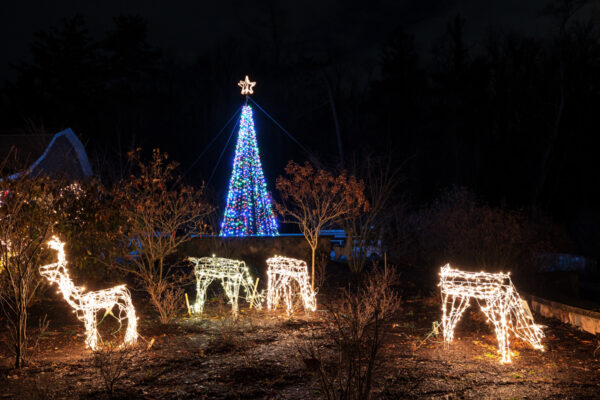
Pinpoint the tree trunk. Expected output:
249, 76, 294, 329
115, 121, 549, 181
15, 302, 26, 369
16, 320, 21, 369
311, 245, 316, 291
15, 284, 23, 369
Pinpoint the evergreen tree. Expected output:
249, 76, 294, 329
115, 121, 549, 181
220, 105, 278, 236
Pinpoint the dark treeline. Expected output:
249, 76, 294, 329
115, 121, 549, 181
0, 2, 599, 255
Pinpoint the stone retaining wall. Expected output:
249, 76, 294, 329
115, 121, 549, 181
179, 235, 330, 277
523, 293, 600, 335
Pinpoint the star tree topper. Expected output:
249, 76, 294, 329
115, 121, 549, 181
238, 75, 256, 95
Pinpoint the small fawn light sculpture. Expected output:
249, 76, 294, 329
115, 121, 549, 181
187, 256, 262, 317
266, 256, 316, 315
439, 264, 544, 363
39, 237, 138, 350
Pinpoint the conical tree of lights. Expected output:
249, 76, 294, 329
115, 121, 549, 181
220, 104, 279, 236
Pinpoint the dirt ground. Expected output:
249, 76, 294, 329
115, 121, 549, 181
1, 292, 599, 399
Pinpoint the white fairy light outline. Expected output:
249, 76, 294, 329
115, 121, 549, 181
39, 237, 138, 350
439, 264, 544, 364
187, 256, 262, 317
238, 75, 256, 95
266, 256, 316, 315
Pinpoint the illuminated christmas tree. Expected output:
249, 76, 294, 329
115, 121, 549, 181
220, 78, 278, 236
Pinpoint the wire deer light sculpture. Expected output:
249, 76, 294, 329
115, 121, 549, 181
39, 237, 138, 350
266, 256, 317, 315
187, 256, 262, 317
439, 264, 544, 363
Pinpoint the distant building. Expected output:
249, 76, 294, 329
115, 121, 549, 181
0, 128, 93, 180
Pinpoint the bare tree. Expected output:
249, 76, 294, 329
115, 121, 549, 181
113, 149, 212, 324
0, 163, 70, 368
344, 156, 402, 274
532, 0, 590, 217
276, 161, 367, 290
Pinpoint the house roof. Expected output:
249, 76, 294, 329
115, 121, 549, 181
1, 128, 93, 180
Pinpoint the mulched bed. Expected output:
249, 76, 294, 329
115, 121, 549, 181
1, 293, 599, 399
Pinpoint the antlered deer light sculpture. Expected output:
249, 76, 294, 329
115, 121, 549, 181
39, 237, 138, 350
439, 264, 544, 363
266, 256, 316, 315
187, 256, 262, 317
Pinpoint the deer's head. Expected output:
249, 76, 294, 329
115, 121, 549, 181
39, 262, 65, 283
39, 237, 67, 284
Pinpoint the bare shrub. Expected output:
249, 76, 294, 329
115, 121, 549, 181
91, 343, 137, 399
299, 267, 401, 400
395, 186, 570, 277
147, 279, 184, 325
206, 294, 242, 354
113, 149, 212, 324
216, 294, 239, 344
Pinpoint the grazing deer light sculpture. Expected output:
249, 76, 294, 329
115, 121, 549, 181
39, 237, 138, 350
439, 264, 544, 363
266, 256, 316, 315
187, 256, 262, 317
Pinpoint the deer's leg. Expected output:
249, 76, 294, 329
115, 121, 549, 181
194, 276, 213, 315
123, 295, 138, 346
509, 293, 545, 351
84, 309, 99, 350
222, 276, 241, 318
267, 272, 279, 311
283, 279, 293, 315
442, 293, 470, 344
442, 293, 449, 341
480, 300, 512, 363
274, 285, 282, 311
299, 274, 315, 312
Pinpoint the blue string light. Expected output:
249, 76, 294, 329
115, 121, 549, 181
220, 105, 279, 237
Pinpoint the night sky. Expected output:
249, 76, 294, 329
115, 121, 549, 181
1, 0, 599, 254
1, 0, 557, 82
